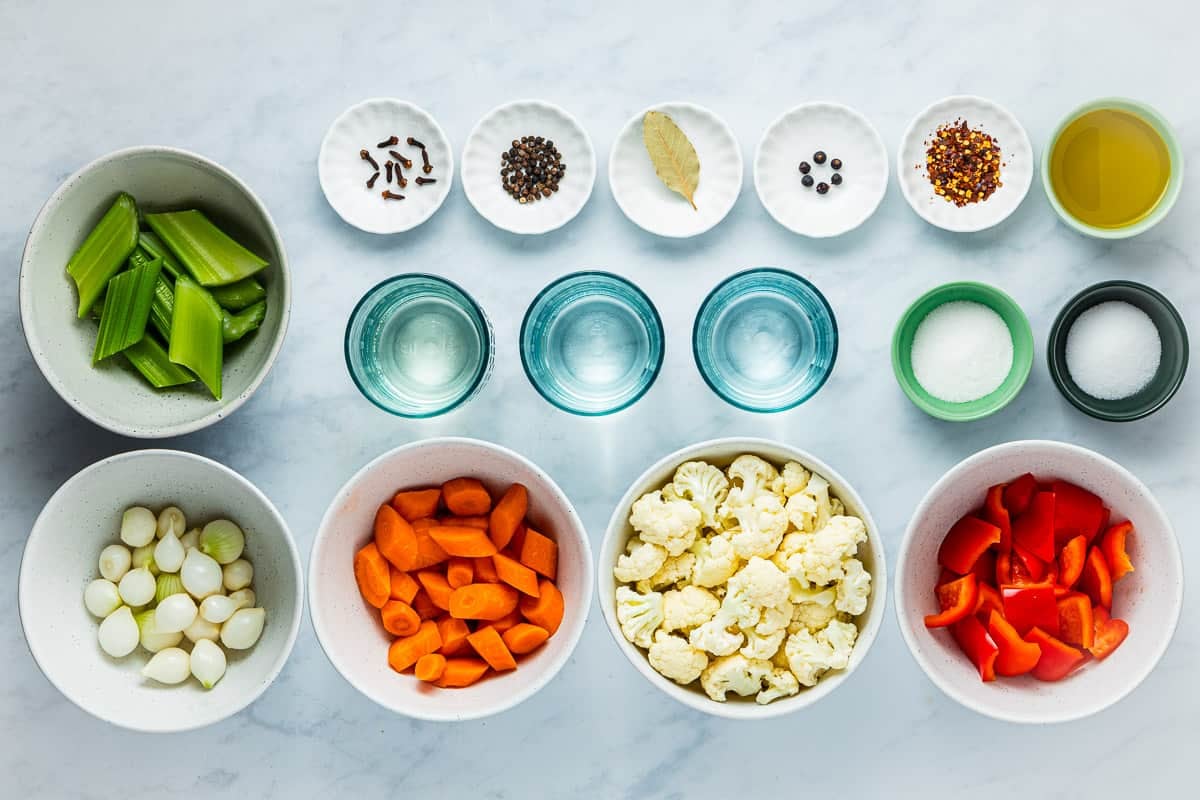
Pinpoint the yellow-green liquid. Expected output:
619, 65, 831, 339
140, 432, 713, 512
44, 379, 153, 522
1049, 109, 1170, 229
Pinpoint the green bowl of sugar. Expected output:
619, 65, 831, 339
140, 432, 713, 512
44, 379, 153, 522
892, 282, 1034, 422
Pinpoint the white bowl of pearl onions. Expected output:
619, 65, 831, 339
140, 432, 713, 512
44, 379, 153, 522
19, 449, 303, 732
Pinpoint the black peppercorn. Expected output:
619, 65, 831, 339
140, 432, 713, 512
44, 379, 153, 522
816, 182, 829, 194
830, 173, 843, 186
813, 151, 827, 165
801, 174, 815, 188
798, 161, 811, 174
830, 157, 843, 170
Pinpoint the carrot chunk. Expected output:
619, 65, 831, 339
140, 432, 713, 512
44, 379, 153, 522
467, 625, 518, 671
439, 515, 490, 530
380, 600, 421, 637
415, 653, 447, 682
488, 609, 523, 633
473, 556, 501, 583
389, 567, 420, 604
435, 657, 490, 688
519, 579, 564, 635
353, 542, 391, 609
449, 583, 519, 621
428, 525, 498, 557
388, 620, 442, 672
489, 483, 528, 549
442, 477, 493, 516
519, 528, 558, 580
417, 570, 454, 610
493, 552, 541, 597
503, 623, 550, 654
412, 589, 441, 620
392, 488, 441, 521
436, 615, 471, 656
446, 558, 474, 589
375, 503, 418, 571
411, 526, 450, 569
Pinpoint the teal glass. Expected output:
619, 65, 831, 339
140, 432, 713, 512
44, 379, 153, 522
345, 274, 493, 417
520, 271, 664, 416
693, 268, 838, 412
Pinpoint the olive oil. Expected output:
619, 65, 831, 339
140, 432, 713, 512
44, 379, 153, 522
1049, 108, 1170, 229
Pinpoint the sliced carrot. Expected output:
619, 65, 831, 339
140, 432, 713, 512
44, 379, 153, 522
449, 583, 519, 621
442, 477, 493, 515
474, 556, 501, 583
436, 615, 471, 656
493, 552, 541, 597
411, 517, 436, 532
519, 528, 558, 580
428, 525, 498, 557
506, 523, 529, 559
416, 570, 453, 610
411, 526, 450, 569
466, 625, 518, 671
488, 609, 523, 633
519, 579, 564, 635
388, 567, 420, 604
353, 542, 390, 609
374, 503, 418, 571
387, 619, 442, 672
440, 515, 490, 530
414, 652, 447, 682
412, 589, 441, 620
435, 657, 490, 688
489, 483, 528, 549
380, 600, 421, 637
503, 622, 550, 654
392, 488, 441, 521
447, 558, 474, 589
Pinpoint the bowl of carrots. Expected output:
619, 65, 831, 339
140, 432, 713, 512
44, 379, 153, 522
309, 436, 593, 721
895, 440, 1183, 724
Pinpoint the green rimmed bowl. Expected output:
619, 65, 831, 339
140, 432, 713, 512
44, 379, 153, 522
1047, 281, 1188, 422
1041, 97, 1184, 239
891, 282, 1034, 422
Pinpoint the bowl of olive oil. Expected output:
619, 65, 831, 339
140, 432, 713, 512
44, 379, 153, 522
1042, 98, 1183, 238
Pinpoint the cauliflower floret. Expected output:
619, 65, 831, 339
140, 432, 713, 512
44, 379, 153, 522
835, 558, 871, 616
782, 515, 868, 588
722, 455, 784, 514
690, 533, 740, 587
757, 667, 800, 704
615, 586, 664, 649
689, 617, 745, 656
822, 619, 859, 667
613, 537, 668, 584
740, 627, 786, 660
729, 494, 789, 558
671, 461, 729, 530
804, 473, 833, 531
785, 491, 820, 533
630, 490, 701, 556
780, 462, 811, 497
699, 653, 773, 702
789, 601, 839, 634
756, 601, 793, 636
726, 557, 790, 610
784, 620, 858, 687
662, 585, 720, 633
648, 630, 708, 685
635, 552, 695, 593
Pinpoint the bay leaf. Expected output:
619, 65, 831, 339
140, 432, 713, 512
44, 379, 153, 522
643, 111, 700, 210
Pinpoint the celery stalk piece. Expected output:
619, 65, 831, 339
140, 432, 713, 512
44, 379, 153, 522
145, 210, 268, 287
92, 257, 163, 363
209, 277, 266, 311
136, 231, 183, 279
149, 274, 175, 341
123, 334, 194, 389
66, 193, 139, 317
169, 276, 224, 399
222, 300, 267, 344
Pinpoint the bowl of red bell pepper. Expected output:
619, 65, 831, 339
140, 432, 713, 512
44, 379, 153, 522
895, 440, 1182, 723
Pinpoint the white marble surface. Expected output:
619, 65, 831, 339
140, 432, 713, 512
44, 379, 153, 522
2, 1, 1196, 797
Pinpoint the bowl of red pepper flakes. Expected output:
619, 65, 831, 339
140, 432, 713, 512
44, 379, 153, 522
895, 440, 1182, 724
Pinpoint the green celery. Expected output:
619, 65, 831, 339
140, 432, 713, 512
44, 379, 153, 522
145, 210, 268, 287
93, 257, 163, 363
149, 274, 175, 341
222, 300, 267, 344
209, 277, 266, 311
169, 275, 224, 399
123, 334, 194, 389
66, 193, 139, 317
136, 231, 183, 279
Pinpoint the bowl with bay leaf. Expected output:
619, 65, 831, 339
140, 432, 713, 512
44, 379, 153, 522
609, 102, 742, 238
19, 146, 291, 438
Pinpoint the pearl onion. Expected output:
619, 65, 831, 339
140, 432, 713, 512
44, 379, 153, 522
84, 579, 121, 618
189, 639, 227, 689
220, 607, 265, 650
142, 647, 190, 684
117, 567, 155, 607
120, 506, 157, 547
222, 559, 253, 591
98, 544, 131, 582
98, 606, 138, 657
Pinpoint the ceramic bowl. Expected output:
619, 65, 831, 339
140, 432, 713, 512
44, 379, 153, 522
309, 437, 594, 721
461, 100, 596, 235
318, 98, 454, 234
19, 449, 303, 733
896, 440, 1183, 724
19, 146, 291, 438
754, 102, 888, 237
610, 102, 742, 238
897, 96, 1033, 232
599, 437, 887, 720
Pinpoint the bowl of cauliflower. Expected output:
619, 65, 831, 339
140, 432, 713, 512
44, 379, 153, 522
599, 438, 887, 718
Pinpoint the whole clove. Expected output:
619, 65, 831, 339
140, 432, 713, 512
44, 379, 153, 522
415, 177, 437, 186
360, 149, 380, 171
366, 171, 380, 189
381, 190, 405, 200
377, 135, 399, 148
407, 136, 426, 149
385, 161, 394, 183
421, 149, 432, 175
389, 150, 413, 169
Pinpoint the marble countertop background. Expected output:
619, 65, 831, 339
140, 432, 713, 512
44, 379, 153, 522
2, 1, 1196, 797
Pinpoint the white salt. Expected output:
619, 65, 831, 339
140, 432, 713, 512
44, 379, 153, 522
1065, 300, 1161, 400
911, 301, 1014, 403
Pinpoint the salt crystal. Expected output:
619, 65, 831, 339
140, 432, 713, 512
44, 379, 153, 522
911, 301, 1014, 403
1065, 300, 1161, 400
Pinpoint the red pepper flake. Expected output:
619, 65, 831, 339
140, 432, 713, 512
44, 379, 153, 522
924, 119, 1003, 206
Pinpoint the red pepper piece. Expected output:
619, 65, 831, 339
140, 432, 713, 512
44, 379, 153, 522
1027, 627, 1087, 681
1002, 584, 1060, 637
1079, 546, 1113, 609
1058, 534, 1087, 588
987, 610, 1042, 676
969, 549, 997, 587
1056, 593, 1095, 650
936, 568, 958, 587
995, 551, 1012, 586
983, 483, 1012, 552
1100, 521, 1135, 582
1012, 543, 1047, 583
925, 573, 978, 628
975, 583, 1004, 620
1089, 606, 1130, 660
952, 614, 999, 682
937, 516, 1001, 575
1012, 491, 1056, 562
1051, 481, 1106, 547
1003, 473, 1038, 516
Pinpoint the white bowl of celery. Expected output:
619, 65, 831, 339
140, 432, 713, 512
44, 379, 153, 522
19, 146, 291, 438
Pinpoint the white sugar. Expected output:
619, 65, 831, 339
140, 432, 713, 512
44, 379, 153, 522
911, 301, 1014, 403
1065, 300, 1161, 400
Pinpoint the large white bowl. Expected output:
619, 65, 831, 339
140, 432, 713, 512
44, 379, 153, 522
19, 146, 291, 438
895, 440, 1183, 724
599, 438, 887, 719
19, 450, 304, 733
309, 437, 594, 721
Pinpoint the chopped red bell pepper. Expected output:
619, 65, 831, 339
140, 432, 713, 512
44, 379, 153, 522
925, 574, 978, 628
1003, 473, 1038, 516
1089, 606, 1129, 660
1002, 584, 1060, 637
995, 551, 1012, 586
1100, 521, 1135, 582
983, 483, 1012, 552
1056, 593, 1095, 650
1051, 480, 1107, 547
970, 549, 997, 587
1012, 491, 1056, 562
1058, 534, 1087, 588
952, 614, 999, 682
1027, 627, 1087, 681
1012, 543, 1047, 583
975, 583, 1004, 620
987, 610, 1042, 676
937, 515, 1001, 575
1079, 546, 1113, 609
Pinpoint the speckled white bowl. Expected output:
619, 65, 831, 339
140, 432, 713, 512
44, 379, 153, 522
897, 96, 1033, 232
755, 102, 888, 237
19, 449, 303, 733
895, 440, 1183, 724
610, 102, 742, 238
318, 98, 454, 234
309, 437, 594, 721
461, 100, 595, 235
19, 146, 291, 438
599, 437, 887, 720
